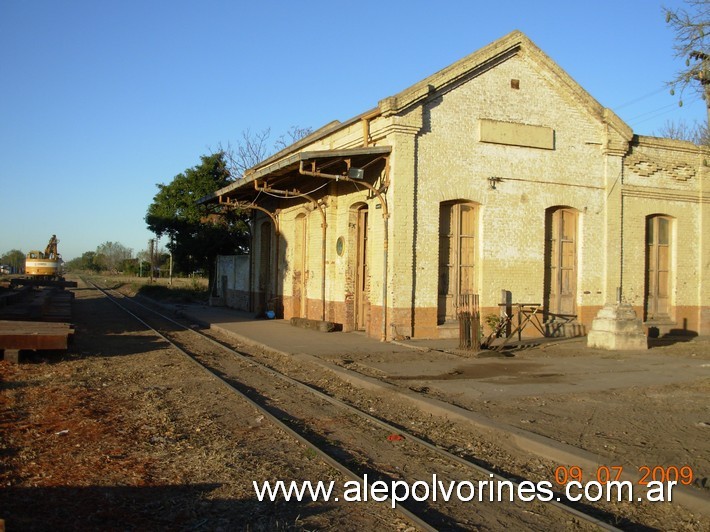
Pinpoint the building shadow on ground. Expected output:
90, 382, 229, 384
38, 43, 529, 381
0, 483, 338, 530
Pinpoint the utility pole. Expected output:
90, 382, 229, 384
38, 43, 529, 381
148, 238, 155, 284
689, 49, 710, 126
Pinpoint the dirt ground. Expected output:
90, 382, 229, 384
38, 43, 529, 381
0, 284, 413, 531
325, 339, 710, 499
470, 358, 710, 492
1, 280, 709, 530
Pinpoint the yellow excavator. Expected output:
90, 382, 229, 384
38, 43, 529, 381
25, 235, 62, 279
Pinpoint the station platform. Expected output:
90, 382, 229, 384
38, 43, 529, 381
172, 302, 708, 402
167, 301, 710, 516
173, 303, 459, 357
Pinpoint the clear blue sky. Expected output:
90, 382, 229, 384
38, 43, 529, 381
0, 0, 705, 261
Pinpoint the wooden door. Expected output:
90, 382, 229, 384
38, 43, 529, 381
293, 214, 307, 318
355, 207, 369, 330
545, 208, 577, 316
645, 216, 671, 320
438, 203, 477, 324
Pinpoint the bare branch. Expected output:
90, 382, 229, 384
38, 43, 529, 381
664, 0, 710, 106
215, 129, 270, 180
215, 125, 313, 181
274, 125, 314, 151
654, 118, 709, 144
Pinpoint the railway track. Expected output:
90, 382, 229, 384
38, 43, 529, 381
86, 279, 624, 531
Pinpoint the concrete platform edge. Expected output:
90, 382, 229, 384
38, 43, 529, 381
206, 320, 708, 517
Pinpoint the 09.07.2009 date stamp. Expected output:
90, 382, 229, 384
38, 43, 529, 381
554, 465, 694, 486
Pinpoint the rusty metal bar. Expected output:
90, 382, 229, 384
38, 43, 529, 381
253, 181, 328, 322
457, 293, 480, 351
298, 160, 390, 341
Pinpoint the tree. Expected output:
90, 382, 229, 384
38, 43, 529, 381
218, 126, 313, 179
145, 152, 249, 284
218, 129, 271, 179
94, 241, 133, 272
1, 249, 25, 273
655, 118, 709, 143
665, 0, 710, 124
64, 251, 101, 272
274, 125, 314, 151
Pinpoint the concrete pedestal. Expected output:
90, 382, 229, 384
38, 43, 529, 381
587, 303, 648, 350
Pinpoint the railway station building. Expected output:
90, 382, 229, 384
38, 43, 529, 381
201, 31, 709, 341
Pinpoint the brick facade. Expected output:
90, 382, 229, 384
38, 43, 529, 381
207, 31, 709, 340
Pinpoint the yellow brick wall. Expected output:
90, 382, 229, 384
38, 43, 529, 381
620, 137, 707, 333
406, 54, 609, 336
246, 47, 708, 339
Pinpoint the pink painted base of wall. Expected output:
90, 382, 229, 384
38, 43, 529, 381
242, 294, 710, 340
639, 305, 709, 337
281, 296, 353, 330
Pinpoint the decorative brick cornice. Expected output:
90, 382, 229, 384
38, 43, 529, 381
623, 153, 696, 181
373, 108, 424, 138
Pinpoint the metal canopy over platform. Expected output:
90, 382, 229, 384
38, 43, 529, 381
199, 146, 391, 205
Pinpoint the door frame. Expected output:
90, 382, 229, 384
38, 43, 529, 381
293, 212, 308, 318
437, 201, 478, 324
544, 207, 578, 318
355, 205, 369, 331
644, 214, 673, 321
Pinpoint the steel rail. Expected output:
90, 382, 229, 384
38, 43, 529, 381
91, 280, 621, 531
86, 279, 436, 532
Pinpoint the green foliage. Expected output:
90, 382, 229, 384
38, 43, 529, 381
303, 447, 318, 460
136, 282, 208, 303
64, 251, 102, 272
121, 258, 140, 276
145, 152, 249, 276
0, 249, 25, 272
483, 314, 502, 336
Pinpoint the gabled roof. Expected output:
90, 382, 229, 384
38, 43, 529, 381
201, 30, 634, 205
379, 29, 631, 140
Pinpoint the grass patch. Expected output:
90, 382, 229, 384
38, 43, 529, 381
136, 281, 209, 304
83, 274, 209, 303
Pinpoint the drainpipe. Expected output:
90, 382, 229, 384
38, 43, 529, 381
273, 211, 281, 315
299, 160, 390, 341
253, 181, 327, 322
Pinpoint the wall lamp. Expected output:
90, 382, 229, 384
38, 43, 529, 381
348, 167, 364, 180
488, 176, 502, 190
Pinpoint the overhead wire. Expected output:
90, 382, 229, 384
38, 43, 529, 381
611, 86, 668, 111
259, 180, 330, 199
610, 84, 698, 131
625, 102, 678, 122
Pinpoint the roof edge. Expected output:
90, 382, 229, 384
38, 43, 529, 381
377, 30, 635, 138
245, 106, 381, 175
378, 30, 527, 115
198, 146, 392, 204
